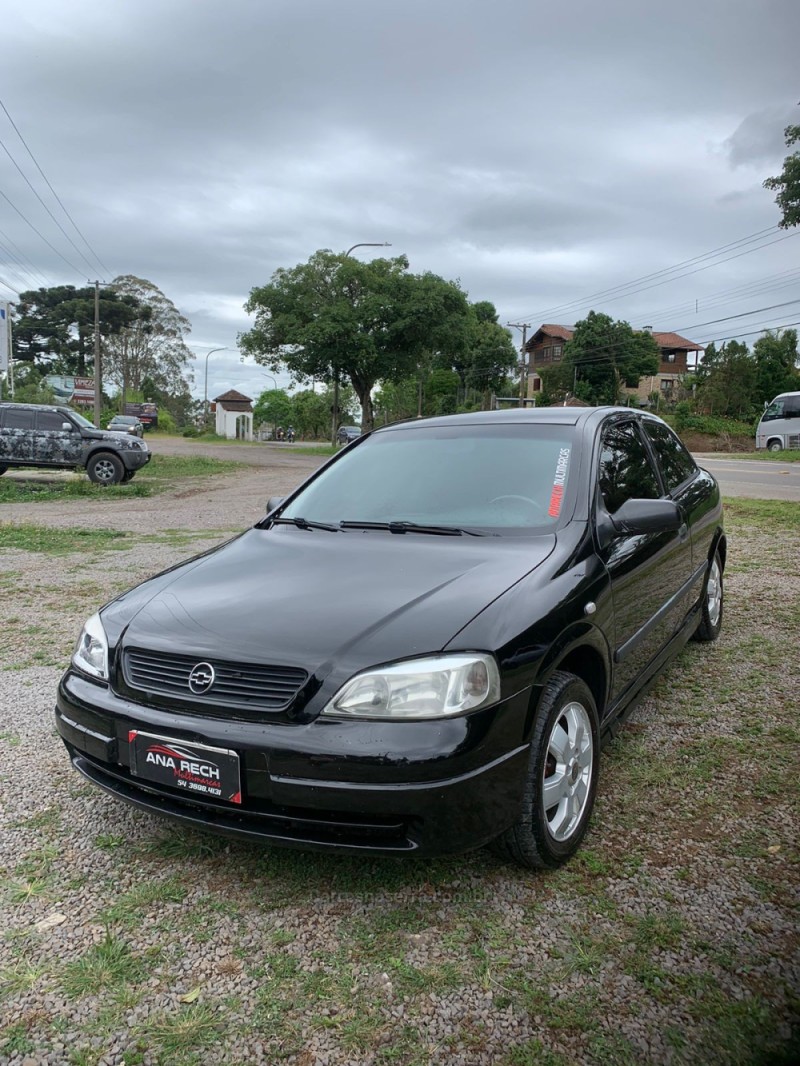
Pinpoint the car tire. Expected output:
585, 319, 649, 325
692, 551, 723, 643
767, 440, 783, 452
120, 470, 135, 483
87, 452, 124, 485
491, 671, 600, 869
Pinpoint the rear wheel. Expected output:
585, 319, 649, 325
491, 671, 599, 869
692, 551, 723, 642
87, 452, 124, 485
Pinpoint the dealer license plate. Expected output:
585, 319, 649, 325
128, 731, 241, 804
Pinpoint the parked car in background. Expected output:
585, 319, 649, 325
337, 424, 361, 445
58, 408, 724, 868
0, 403, 151, 484
755, 391, 800, 451
107, 414, 145, 437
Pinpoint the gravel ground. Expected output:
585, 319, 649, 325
0, 457, 798, 1066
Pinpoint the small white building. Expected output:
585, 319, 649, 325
213, 389, 254, 440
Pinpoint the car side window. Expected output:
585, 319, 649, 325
598, 421, 661, 515
3, 408, 35, 430
762, 400, 784, 422
642, 421, 697, 492
36, 411, 68, 431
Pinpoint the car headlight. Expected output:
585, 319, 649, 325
322, 653, 501, 720
72, 612, 109, 680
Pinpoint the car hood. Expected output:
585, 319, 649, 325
111, 526, 556, 678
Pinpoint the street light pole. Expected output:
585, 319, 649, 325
203, 347, 228, 426
333, 243, 392, 446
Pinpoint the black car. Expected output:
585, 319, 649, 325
0, 403, 151, 484
336, 424, 361, 445
107, 414, 145, 438
56, 408, 724, 868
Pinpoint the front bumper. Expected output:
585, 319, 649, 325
56, 671, 533, 856
120, 448, 150, 472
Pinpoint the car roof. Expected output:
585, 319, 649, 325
0, 402, 71, 413
376, 406, 638, 433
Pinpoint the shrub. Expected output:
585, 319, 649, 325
182, 425, 200, 438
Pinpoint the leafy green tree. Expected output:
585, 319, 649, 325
556, 311, 660, 404
752, 329, 799, 403
763, 116, 800, 229
253, 388, 293, 435
290, 389, 331, 439
102, 276, 194, 401
240, 250, 472, 430
13, 285, 140, 374
2, 365, 55, 405
139, 374, 194, 429
695, 340, 758, 418
374, 377, 419, 425
458, 302, 518, 406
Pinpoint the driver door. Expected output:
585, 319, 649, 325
596, 418, 694, 705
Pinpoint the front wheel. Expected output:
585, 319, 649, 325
767, 440, 783, 453
692, 551, 723, 642
491, 671, 600, 869
87, 452, 124, 485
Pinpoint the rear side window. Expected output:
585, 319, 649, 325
3, 407, 35, 430
642, 421, 697, 492
36, 411, 69, 431
598, 421, 661, 514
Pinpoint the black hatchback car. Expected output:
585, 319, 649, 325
57, 408, 725, 868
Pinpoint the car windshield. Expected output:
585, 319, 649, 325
69, 411, 95, 428
111, 415, 136, 423
281, 422, 577, 533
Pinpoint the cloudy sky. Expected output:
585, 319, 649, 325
2, 0, 799, 399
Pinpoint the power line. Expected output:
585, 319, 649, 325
0, 134, 100, 276
0, 227, 51, 289
634, 266, 800, 324
519, 226, 797, 323
0, 185, 85, 277
0, 97, 112, 277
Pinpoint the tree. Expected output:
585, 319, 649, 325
13, 285, 140, 374
763, 115, 800, 229
695, 340, 757, 418
455, 301, 518, 407
555, 311, 660, 405
239, 250, 472, 430
102, 276, 194, 403
253, 388, 293, 435
752, 329, 799, 403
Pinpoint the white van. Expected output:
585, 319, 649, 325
755, 391, 800, 451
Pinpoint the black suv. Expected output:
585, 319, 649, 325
0, 403, 151, 484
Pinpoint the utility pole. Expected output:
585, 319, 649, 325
93, 281, 102, 428
507, 322, 531, 407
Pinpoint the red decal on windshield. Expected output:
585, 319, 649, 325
548, 448, 571, 517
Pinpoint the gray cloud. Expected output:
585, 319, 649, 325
2, 0, 799, 393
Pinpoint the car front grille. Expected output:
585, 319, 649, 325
122, 648, 308, 713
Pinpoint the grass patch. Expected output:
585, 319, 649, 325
733, 449, 800, 462
61, 934, 150, 998
140, 1003, 228, 1061
722, 496, 800, 533
0, 478, 151, 502
136, 454, 244, 478
0, 523, 130, 554
102, 877, 187, 927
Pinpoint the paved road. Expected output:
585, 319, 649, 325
694, 455, 800, 502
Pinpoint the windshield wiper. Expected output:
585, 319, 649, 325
271, 516, 340, 532
340, 520, 493, 537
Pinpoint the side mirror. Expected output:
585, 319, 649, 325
62, 422, 74, 431
611, 498, 682, 536
266, 495, 284, 513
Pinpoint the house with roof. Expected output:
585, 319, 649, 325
212, 389, 254, 440
525, 324, 704, 403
